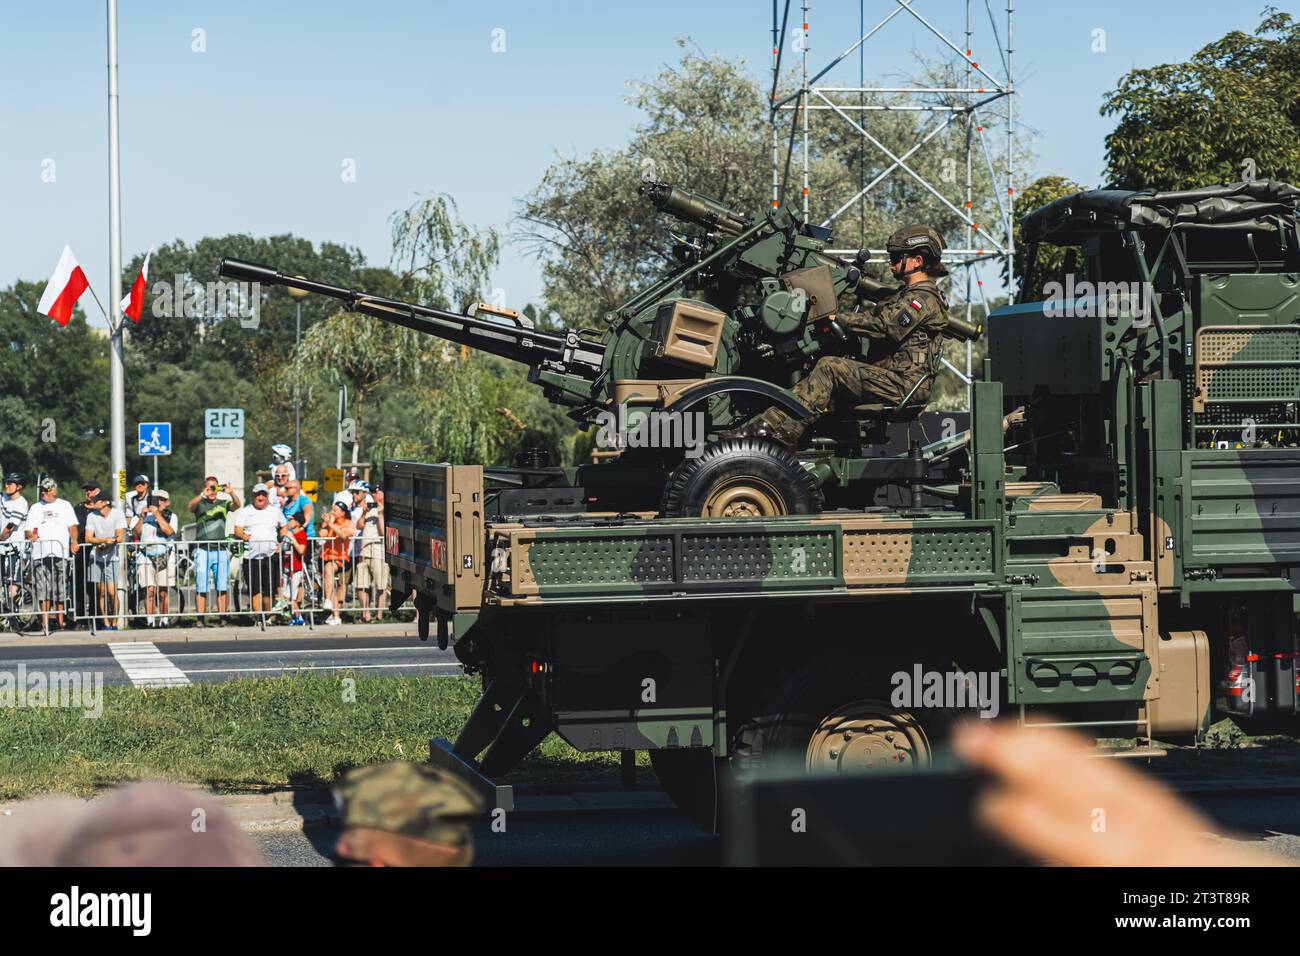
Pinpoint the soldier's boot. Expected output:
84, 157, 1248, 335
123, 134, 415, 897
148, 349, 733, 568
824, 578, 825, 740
722, 406, 808, 454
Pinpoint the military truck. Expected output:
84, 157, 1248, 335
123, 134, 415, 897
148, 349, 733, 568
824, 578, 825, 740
223, 180, 1299, 829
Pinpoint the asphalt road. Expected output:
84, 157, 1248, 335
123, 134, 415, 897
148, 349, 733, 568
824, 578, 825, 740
253, 790, 1300, 867
256, 807, 719, 867
0, 635, 460, 686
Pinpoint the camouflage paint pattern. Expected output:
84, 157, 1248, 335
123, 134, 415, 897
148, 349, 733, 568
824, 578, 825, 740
335, 761, 484, 846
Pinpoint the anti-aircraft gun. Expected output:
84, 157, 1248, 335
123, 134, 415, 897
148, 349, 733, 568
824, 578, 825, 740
231, 180, 1300, 835
221, 182, 980, 518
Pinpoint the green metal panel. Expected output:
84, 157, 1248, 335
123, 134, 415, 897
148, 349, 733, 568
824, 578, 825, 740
1008, 589, 1152, 705
1181, 449, 1300, 568
518, 516, 1000, 599
1194, 273, 1300, 328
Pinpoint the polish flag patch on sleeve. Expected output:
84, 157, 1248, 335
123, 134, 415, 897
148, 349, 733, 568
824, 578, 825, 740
910, 298, 923, 310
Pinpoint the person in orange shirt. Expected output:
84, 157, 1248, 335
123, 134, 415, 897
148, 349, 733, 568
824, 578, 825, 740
319, 500, 354, 626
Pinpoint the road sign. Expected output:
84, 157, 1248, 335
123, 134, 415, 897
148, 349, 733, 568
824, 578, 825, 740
322, 467, 345, 493
205, 408, 245, 439
204, 439, 246, 507
138, 422, 172, 456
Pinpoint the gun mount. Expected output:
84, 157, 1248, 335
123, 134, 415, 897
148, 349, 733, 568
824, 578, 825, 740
223, 182, 983, 517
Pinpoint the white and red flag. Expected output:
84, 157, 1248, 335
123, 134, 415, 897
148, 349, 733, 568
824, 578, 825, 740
36, 245, 90, 327
119, 247, 153, 323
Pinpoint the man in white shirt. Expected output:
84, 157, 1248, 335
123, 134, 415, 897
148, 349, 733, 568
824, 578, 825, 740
123, 473, 152, 532
0, 472, 30, 622
84, 496, 127, 630
234, 483, 287, 615
24, 477, 79, 632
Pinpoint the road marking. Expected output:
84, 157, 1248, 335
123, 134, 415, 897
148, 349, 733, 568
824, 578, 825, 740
180, 662, 462, 675
108, 642, 192, 687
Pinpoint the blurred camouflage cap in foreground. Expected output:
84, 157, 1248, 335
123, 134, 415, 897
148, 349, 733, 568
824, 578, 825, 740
335, 761, 484, 846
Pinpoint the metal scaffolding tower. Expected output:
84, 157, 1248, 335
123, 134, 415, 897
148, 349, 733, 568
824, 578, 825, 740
769, 0, 1016, 401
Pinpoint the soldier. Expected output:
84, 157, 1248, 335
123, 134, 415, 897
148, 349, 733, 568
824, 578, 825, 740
333, 761, 484, 867
729, 224, 951, 451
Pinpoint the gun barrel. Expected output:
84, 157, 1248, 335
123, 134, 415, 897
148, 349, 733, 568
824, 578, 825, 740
217, 258, 606, 377
944, 314, 983, 341
640, 181, 749, 236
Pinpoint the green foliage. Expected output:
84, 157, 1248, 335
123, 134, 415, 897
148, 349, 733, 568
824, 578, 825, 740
122, 234, 376, 488
370, 354, 576, 469
282, 194, 581, 474
1102, 10, 1300, 190
390, 194, 501, 310
0, 282, 109, 486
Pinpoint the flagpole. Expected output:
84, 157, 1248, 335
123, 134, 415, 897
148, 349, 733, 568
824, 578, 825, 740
84, 283, 114, 329
107, 0, 127, 630
107, 0, 126, 511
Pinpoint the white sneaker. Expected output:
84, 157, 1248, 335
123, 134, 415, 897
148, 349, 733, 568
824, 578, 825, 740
147, 615, 156, 627
323, 599, 334, 611
326, 616, 341, 627
159, 616, 169, 627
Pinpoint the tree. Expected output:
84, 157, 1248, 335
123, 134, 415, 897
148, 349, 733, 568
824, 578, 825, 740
370, 353, 574, 470
518, 44, 1019, 331
0, 282, 109, 487
1101, 10, 1300, 190
289, 197, 504, 468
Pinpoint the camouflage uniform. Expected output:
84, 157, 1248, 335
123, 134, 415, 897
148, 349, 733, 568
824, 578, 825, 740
334, 761, 484, 849
752, 278, 950, 447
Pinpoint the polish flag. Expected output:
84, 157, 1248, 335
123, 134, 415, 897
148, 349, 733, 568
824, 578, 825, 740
119, 247, 153, 323
37, 245, 90, 327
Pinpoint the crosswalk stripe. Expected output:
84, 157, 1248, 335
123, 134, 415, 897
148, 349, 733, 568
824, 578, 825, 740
108, 642, 192, 688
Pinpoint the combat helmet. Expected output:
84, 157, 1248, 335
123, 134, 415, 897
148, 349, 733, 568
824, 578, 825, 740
886, 224, 948, 276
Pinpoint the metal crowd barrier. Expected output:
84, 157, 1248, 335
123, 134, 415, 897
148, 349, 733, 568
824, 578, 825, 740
1, 534, 398, 634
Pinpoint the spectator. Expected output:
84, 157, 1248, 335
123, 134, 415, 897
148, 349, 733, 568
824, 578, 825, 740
234, 483, 286, 617
280, 477, 314, 538
280, 514, 308, 626
188, 477, 240, 627
123, 473, 151, 528
278, 477, 315, 613
319, 500, 354, 627
71, 481, 103, 625
24, 477, 78, 632
268, 462, 294, 510
0, 472, 29, 623
133, 488, 176, 627
350, 481, 386, 623
84, 496, 127, 631
333, 467, 362, 509
265, 463, 296, 607
372, 486, 390, 614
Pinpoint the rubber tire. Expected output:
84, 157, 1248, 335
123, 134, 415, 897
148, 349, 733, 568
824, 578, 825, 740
731, 650, 957, 781
648, 749, 720, 832
660, 437, 820, 518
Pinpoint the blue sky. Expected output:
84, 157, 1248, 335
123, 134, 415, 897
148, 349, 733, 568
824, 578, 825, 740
0, 0, 1277, 320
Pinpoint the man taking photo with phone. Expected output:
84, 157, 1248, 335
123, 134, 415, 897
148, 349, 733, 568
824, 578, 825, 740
188, 477, 240, 626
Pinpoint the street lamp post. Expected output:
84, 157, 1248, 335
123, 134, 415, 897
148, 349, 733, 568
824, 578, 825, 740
287, 286, 309, 478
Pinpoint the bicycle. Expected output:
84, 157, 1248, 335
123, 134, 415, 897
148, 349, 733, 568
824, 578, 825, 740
0, 553, 37, 631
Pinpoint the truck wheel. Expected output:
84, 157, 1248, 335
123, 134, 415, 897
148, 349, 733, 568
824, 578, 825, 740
660, 438, 819, 518
648, 749, 719, 831
731, 654, 952, 778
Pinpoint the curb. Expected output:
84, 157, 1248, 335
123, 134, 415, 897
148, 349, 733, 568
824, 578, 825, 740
0, 622, 416, 649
